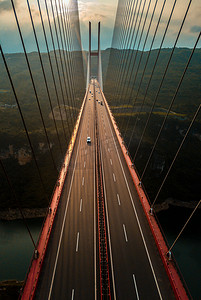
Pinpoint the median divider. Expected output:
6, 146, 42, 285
21, 88, 89, 300
100, 87, 189, 300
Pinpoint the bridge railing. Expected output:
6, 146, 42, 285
106, 109, 192, 299
20, 87, 89, 300
98, 81, 190, 300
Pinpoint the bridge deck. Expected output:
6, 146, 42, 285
35, 80, 175, 299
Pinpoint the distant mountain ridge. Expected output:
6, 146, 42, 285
101, 47, 201, 116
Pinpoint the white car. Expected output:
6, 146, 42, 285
87, 137, 91, 143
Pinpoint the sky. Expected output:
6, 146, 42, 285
0, 0, 200, 53
78, 0, 118, 50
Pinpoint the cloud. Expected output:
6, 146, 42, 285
78, 0, 118, 50
0, 0, 13, 12
190, 26, 201, 33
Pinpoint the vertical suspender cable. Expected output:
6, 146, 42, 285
61, 0, 77, 110
126, 0, 175, 149
44, 0, 69, 141
114, 0, 144, 104
49, 0, 75, 125
122, 0, 161, 140
106, 0, 130, 89
150, 32, 201, 206
139, 0, 193, 179
54, 0, 76, 123
37, 0, 66, 156
10, 0, 58, 171
118, 0, 152, 118
26, 0, 63, 168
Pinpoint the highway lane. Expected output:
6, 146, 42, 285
94, 80, 175, 299
35, 82, 96, 299
34, 79, 176, 300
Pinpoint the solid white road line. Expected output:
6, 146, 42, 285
76, 232, 80, 252
133, 274, 140, 300
110, 159, 112, 165
106, 105, 163, 300
82, 177, 84, 186
113, 173, 116, 182
71, 289, 74, 300
80, 199, 83, 212
117, 193, 121, 206
123, 224, 128, 242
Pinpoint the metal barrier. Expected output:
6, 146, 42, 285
94, 86, 112, 298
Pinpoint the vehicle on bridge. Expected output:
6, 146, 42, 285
87, 136, 91, 143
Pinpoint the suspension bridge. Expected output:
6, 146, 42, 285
0, 0, 200, 299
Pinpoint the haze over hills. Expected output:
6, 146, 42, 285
103, 47, 201, 208
0, 48, 200, 214
102, 47, 201, 115
0, 50, 85, 212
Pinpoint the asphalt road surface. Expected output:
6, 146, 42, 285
35, 79, 175, 300
95, 80, 175, 299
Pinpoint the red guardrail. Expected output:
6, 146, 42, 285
20, 88, 89, 300
100, 87, 189, 300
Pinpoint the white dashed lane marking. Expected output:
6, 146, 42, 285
76, 232, 80, 252
117, 194, 121, 206
80, 199, 83, 212
123, 224, 128, 242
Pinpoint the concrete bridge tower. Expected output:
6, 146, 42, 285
86, 22, 103, 90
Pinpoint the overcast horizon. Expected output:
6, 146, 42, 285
0, 0, 200, 53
